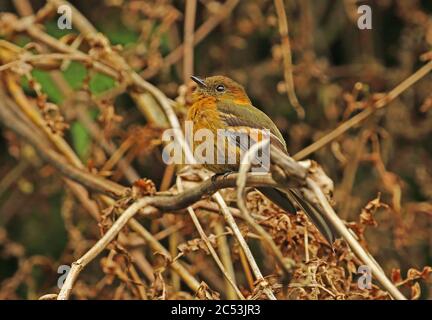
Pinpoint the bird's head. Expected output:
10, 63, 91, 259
191, 75, 251, 105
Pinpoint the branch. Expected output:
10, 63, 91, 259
293, 60, 432, 160
269, 146, 407, 300
183, 0, 197, 83
142, 0, 240, 79
237, 140, 295, 277
0, 93, 127, 197
274, 0, 305, 119
176, 177, 245, 299
57, 197, 152, 300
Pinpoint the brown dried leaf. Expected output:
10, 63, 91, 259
150, 271, 166, 300
410, 282, 421, 300
407, 266, 432, 281
177, 236, 216, 256
153, 251, 172, 268
391, 268, 402, 284
195, 282, 220, 300
132, 178, 156, 198
360, 194, 389, 227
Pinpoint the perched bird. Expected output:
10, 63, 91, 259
187, 75, 335, 244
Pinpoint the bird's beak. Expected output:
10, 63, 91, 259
191, 76, 207, 88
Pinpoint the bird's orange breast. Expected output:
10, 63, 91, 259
187, 96, 223, 133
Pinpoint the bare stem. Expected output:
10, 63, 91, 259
294, 60, 432, 160
274, 0, 305, 119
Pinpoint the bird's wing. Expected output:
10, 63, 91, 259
216, 126, 271, 172
217, 101, 288, 154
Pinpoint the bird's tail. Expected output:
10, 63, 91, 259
257, 187, 337, 244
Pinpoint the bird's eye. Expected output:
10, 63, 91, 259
216, 84, 225, 92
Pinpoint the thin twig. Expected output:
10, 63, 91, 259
176, 177, 245, 299
57, 197, 152, 300
4, 72, 83, 169
213, 221, 237, 300
293, 60, 432, 160
183, 0, 197, 84
305, 178, 406, 300
141, 0, 240, 79
12, 0, 33, 16
237, 140, 294, 276
274, 0, 305, 119
270, 145, 406, 300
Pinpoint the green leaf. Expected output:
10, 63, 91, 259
31, 70, 63, 104
63, 61, 87, 90
89, 72, 116, 94
70, 120, 91, 160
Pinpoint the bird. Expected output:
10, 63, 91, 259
187, 75, 336, 244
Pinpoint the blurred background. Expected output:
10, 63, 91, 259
0, 0, 431, 299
